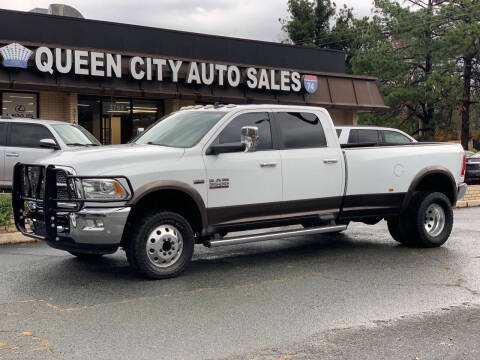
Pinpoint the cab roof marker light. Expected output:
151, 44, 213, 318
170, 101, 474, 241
226, 104, 237, 108
194, 105, 203, 109
204, 105, 214, 109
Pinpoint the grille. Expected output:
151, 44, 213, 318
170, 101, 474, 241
55, 170, 78, 200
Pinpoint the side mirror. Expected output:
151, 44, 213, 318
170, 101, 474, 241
241, 126, 259, 152
39, 138, 59, 150
207, 142, 246, 155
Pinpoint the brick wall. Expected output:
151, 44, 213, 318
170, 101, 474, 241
457, 185, 480, 207
39, 91, 77, 123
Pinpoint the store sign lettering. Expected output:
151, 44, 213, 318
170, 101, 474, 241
0, 43, 317, 94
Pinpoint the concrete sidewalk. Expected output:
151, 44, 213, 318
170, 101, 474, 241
0, 232, 39, 245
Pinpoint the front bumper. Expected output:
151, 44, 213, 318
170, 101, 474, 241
457, 183, 468, 201
12, 164, 133, 254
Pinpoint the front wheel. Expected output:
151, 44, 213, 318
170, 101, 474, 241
125, 211, 194, 279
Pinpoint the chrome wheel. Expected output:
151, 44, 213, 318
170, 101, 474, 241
146, 224, 183, 268
424, 203, 445, 237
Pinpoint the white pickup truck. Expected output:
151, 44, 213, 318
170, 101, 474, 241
13, 104, 467, 279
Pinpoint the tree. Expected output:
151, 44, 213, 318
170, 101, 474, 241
280, 0, 336, 47
441, 0, 480, 149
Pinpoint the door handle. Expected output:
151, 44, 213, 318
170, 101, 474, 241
260, 162, 277, 168
323, 159, 338, 164
6, 153, 19, 157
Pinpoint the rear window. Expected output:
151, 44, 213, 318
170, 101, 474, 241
382, 130, 412, 144
276, 112, 327, 149
8, 123, 56, 148
348, 129, 381, 144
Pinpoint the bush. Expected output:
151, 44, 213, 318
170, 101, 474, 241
0, 194, 12, 229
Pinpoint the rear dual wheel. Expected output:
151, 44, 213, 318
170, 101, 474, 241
387, 192, 453, 248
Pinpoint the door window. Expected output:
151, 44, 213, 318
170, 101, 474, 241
348, 129, 381, 144
276, 112, 327, 149
218, 112, 273, 150
382, 130, 412, 144
8, 123, 55, 148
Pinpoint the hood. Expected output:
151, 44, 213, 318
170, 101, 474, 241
36, 143, 185, 175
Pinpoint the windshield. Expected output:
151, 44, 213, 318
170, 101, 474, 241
52, 124, 101, 147
135, 111, 226, 148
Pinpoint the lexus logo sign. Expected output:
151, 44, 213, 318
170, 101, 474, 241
14, 104, 26, 112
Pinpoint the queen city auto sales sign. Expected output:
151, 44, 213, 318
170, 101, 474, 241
0, 42, 319, 94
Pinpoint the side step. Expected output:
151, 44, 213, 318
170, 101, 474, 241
205, 224, 347, 248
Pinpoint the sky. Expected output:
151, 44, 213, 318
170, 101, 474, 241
1, 0, 375, 42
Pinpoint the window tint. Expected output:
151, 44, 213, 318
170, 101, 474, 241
8, 123, 55, 148
348, 129, 380, 144
0, 123, 5, 146
218, 112, 272, 150
336, 129, 342, 138
276, 112, 327, 149
382, 130, 412, 144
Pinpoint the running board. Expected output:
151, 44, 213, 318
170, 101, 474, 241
205, 224, 347, 248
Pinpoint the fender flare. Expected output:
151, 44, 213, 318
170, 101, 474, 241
127, 180, 208, 230
401, 166, 457, 211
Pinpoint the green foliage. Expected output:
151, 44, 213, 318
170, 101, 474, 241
280, 0, 336, 47
0, 194, 12, 228
281, 0, 480, 144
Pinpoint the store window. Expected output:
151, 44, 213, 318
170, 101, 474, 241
78, 97, 101, 140
78, 96, 164, 145
132, 100, 163, 140
2, 92, 38, 118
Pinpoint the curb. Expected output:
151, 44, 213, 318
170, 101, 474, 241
455, 200, 480, 208
0, 232, 39, 245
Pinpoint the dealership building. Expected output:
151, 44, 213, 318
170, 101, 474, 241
0, 8, 387, 145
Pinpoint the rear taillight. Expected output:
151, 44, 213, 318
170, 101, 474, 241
461, 155, 466, 177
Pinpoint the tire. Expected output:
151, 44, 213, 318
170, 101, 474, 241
386, 217, 404, 244
125, 211, 195, 279
393, 192, 453, 248
68, 252, 104, 259
409, 192, 453, 247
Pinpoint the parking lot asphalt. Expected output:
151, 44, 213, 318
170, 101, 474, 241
0, 207, 479, 360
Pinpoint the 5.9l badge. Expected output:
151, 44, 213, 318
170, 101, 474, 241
209, 178, 229, 189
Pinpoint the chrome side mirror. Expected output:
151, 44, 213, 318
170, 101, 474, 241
241, 126, 259, 152
39, 138, 59, 150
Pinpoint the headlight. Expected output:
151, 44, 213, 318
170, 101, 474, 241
81, 179, 130, 201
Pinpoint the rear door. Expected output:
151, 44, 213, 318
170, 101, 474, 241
4, 123, 58, 184
273, 110, 344, 217
0, 122, 6, 188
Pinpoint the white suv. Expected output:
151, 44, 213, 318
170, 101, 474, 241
336, 126, 416, 145
0, 117, 100, 189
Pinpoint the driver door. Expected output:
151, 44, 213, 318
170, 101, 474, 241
203, 111, 282, 226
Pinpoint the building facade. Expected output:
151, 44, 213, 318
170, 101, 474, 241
0, 9, 387, 144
